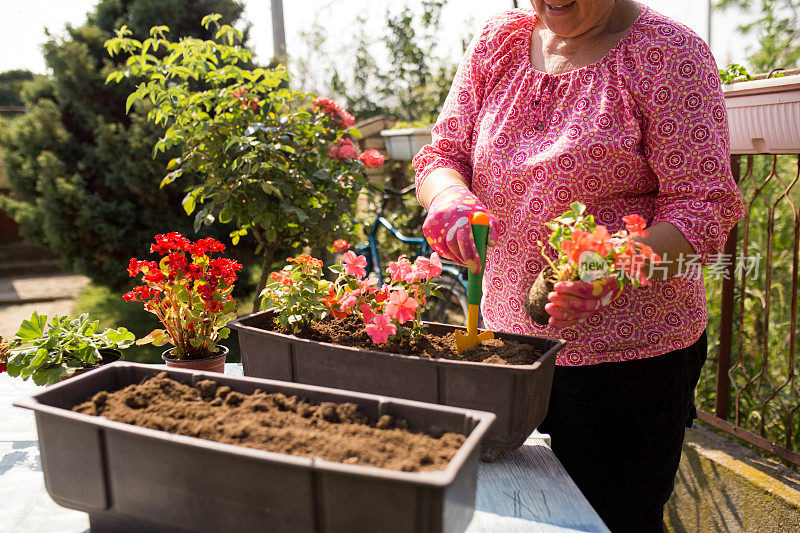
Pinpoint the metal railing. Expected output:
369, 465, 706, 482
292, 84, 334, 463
697, 154, 800, 466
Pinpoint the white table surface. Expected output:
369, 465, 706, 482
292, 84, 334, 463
1, 364, 610, 532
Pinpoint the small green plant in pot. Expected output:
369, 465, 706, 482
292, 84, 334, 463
3, 313, 135, 385
124, 232, 242, 373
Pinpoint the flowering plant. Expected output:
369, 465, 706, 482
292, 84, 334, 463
124, 232, 242, 360
543, 202, 661, 288
261, 247, 444, 344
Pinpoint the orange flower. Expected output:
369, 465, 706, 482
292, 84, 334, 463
318, 285, 349, 318
561, 226, 613, 265
622, 214, 648, 237
287, 254, 323, 268
269, 270, 293, 286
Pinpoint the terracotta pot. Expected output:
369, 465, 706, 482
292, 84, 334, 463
161, 345, 227, 373
525, 267, 556, 326
229, 310, 564, 461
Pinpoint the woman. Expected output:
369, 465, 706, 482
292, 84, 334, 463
413, 1, 744, 531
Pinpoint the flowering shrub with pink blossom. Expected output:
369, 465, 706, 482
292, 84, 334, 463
261, 247, 445, 344
106, 14, 386, 307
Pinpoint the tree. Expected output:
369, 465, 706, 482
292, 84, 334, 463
298, 0, 459, 123
716, 0, 800, 71
0, 70, 35, 107
0, 0, 246, 289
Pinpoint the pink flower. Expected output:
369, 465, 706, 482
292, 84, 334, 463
338, 109, 356, 128
359, 303, 376, 324
365, 314, 396, 344
411, 253, 443, 281
328, 138, 360, 160
388, 255, 413, 283
340, 289, 361, 309
385, 289, 419, 324
357, 277, 379, 295
342, 250, 368, 278
333, 239, 350, 253
359, 149, 385, 167
622, 214, 648, 237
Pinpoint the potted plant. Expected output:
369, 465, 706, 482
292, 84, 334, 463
105, 15, 384, 308
124, 232, 241, 373
2, 312, 134, 385
229, 248, 564, 460
524, 202, 661, 325
15, 363, 495, 533
380, 121, 433, 161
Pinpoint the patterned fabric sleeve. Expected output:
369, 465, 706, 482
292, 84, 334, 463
412, 21, 491, 192
631, 33, 745, 263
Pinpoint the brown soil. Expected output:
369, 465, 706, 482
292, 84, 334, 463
73, 372, 465, 472
525, 268, 555, 326
269, 314, 540, 365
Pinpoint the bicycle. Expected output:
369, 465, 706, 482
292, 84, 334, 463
354, 184, 470, 326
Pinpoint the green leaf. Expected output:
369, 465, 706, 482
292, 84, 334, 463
33, 366, 70, 386
125, 92, 138, 113
30, 347, 48, 368
182, 193, 196, 215
15, 312, 47, 343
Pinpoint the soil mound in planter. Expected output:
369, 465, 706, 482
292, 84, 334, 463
73, 372, 465, 472
272, 315, 540, 365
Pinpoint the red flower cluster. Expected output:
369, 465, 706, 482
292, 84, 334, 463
0, 336, 9, 374
312, 97, 355, 128
327, 138, 385, 169
124, 233, 242, 357
122, 232, 242, 317
233, 88, 259, 111
328, 138, 360, 160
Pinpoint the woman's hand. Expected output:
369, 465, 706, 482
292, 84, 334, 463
544, 277, 621, 329
422, 185, 498, 274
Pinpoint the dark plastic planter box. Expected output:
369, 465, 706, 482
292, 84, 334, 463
229, 310, 564, 460
14, 362, 495, 533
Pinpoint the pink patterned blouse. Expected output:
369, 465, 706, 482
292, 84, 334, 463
413, 6, 745, 366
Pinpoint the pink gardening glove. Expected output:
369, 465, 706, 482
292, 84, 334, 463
544, 277, 622, 329
422, 185, 499, 273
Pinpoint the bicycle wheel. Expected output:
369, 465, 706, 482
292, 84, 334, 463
425, 272, 469, 326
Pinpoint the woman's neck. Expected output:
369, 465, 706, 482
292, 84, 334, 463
530, 0, 642, 75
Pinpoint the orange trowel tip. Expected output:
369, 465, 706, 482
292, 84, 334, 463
470, 212, 490, 225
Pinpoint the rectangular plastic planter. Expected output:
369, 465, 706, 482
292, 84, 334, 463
380, 127, 433, 161
229, 311, 563, 460
14, 362, 495, 533
724, 74, 800, 154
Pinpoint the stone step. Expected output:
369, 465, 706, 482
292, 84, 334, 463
0, 242, 58, 263
0, 259, 64, 278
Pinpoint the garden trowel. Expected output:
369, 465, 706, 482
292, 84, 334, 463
455, 212, 494, 353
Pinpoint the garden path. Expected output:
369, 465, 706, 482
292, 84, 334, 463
0, 273, 88, 338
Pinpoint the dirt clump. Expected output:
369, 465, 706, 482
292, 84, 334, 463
73, 372, 465, 472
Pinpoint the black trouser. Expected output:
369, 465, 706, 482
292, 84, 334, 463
539, 332, 707, 533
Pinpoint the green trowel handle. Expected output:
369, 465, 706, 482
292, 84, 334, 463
467, 222, 489, 306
